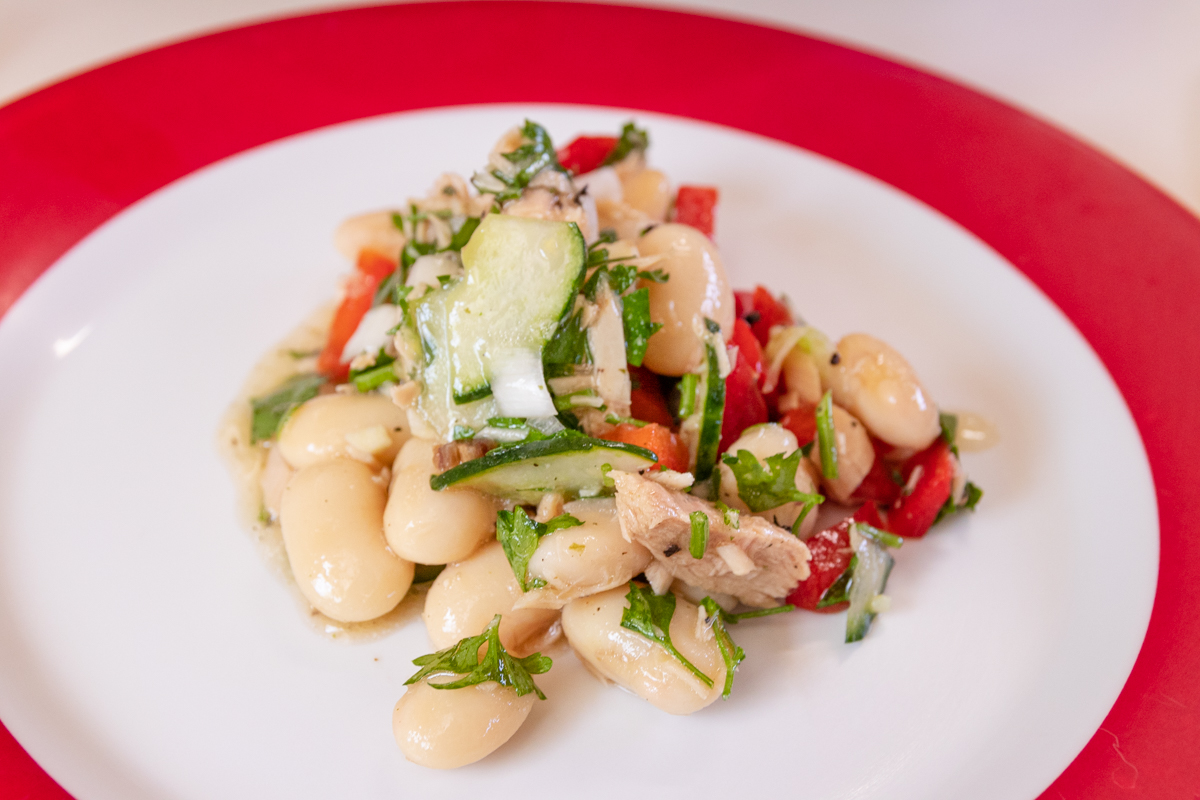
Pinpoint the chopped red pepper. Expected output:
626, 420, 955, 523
718, 344, 769, 452
556, 135, 618, 175
787, 502, 884, 612
851, 437, 904, 506
603, 423, 689, 472
749, 285, 793, 346
628, 366, 675, 427
734, 290, 755, 320
728, 318, 764, 381
316, 249, 397, 382
887, 439, 957, 538
674, 186, 719, 237
779, 402, 818, 449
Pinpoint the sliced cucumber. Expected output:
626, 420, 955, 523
414, 214, 585, 402
692, 339, 726, 483
845, 536, 895, 643
430, 433, 657, 504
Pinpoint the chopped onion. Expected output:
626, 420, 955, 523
574, 167, 623, 203
490, 348, 557, 418
716, 544, 756, 576
341, 304, 404, 362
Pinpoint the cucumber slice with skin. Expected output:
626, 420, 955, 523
416, 214, 585, 403
692, 339, 726, 483
845, 536, 895, 643
430, 434, 657, 505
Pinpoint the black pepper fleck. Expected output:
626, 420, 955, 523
830, 352, 841, 365
663, 544, 681, 557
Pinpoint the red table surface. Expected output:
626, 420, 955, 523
1, 3, 1198, 797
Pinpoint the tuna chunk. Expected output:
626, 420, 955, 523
611, 471, 811, 607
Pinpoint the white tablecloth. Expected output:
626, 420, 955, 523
3, 0, 1199, 214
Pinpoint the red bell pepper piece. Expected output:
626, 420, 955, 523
316, 249, 397, 382
728, 318, 764, 381
787, 502, 884, 612
734, 290, 755, 320
779, 402, 818, 449
556, 135, 618, 175
718, 344, 769, 452
674, 186, 719, 237
603, 423, 689, 472
628, 366, 675, 427
887, 439, 957, 538
851, 437, 904, 505
749, 285, 793, 346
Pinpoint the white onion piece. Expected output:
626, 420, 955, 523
575, 167, 624, 203
341, 304, 405, 362
406, 252, 463, 294
490, 348, 557, 418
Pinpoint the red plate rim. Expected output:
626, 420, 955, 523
1, 3, 1198, 797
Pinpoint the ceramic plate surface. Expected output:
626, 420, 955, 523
0, 104, 1156, 799
3, 4, 1199, 799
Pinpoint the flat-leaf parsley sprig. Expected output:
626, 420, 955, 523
405, 614, 552, 700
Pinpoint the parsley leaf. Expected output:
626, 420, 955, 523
602, 121, 650, 166
249, 373, 325, 443
715, 500, 740, 529
856, 522, 904, 550
721, 449, 824, 513
816, 390, 839, 480
816, 555, 856, 609
689, 511, 709, 558
939, 411, 959, 456
721, 604, 794, 623
620, 583, 713, 688
932, 480, 984, 526
700, 597, 745, 698
472, 120, 563, 202
543, 308, 592, 377
404, 614, 552, 699
622, 287, 661, 367
496, 507, 583, 591
348, 347, 398, 392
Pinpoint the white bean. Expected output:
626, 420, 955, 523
423, 541, 561, 657
827, 333, 940, 450
636, 223, 735, 376
620, 168, 672, 221
718, 423, 819, 536
780, 348, 823, 409
333, 210, 406, 264
277, 394, 410, 470
808, 404, 875, 504
384, 438, 497, 564
393, 680, 534, 769
519, 498, 653, 609
561, 586, 726, 715
280, 459, 413, 622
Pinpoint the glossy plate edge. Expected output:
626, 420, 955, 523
0, 3, 1197, 797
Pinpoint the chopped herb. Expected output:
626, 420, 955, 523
590, 229, 618, 247
704, 317, 721, 334
287, 348, 319, 359
855, 522, 904, 549
543, 308, 592, 377
249, 373, 326, 443
373, 270, 401, 307
816, 390, 839, 480
939, 411, 959, 456
448, 216, 482, 252
715, 500, 740, 529
602, 121, 650, 166
816, 555, 856, 609
581, 262, 668, 302
677, 372, 699, 417
933, 480, 984, 525
605, 414, 648, 427
349, 361, 398, 392
622, 287, 661, 367
721, 604, 795, 623
436, 274, 455, 287
496, 507, 582, 591
452, 425, 475, 441
791, 495, 821, 535
472, 119, 563, 202
692, 341, 726, 483
487, 417, 529, 429
404, 614, 552, 699
689, 511, 710, 558
700, 597, 745, 698
800, 441, 814, 457
620, 584, 712, 688
721, 449, 824, 513
257, 505, 271, 524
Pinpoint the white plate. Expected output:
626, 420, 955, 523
0, 106, 1157, 799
